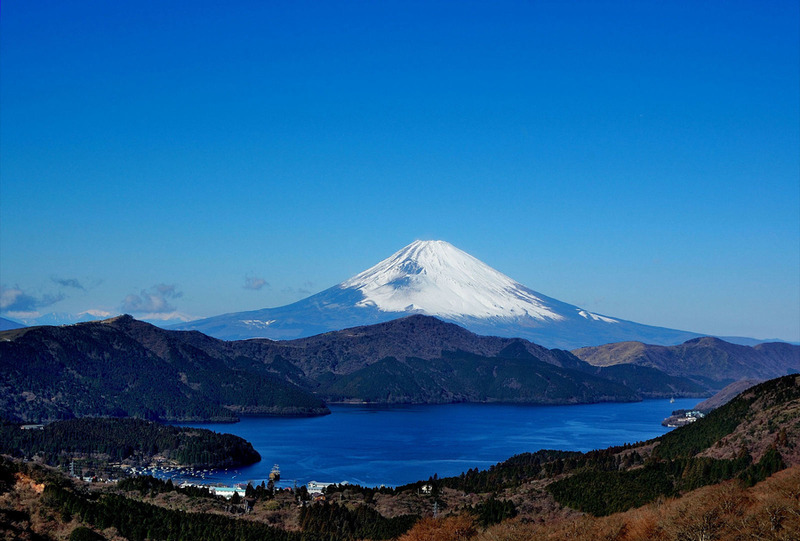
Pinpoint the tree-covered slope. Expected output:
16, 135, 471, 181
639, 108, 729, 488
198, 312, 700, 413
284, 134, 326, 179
390, 375, 800, 519
546, 375, 800, 515
0, 318, 328, 423
319, 347, 639, 404
7, 313, 780, 418
226, 314, 591, 379
576, 363, 709, 398
0, 417, 260, 468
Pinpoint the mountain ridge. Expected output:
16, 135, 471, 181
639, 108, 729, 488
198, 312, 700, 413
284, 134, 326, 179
171, 240, 707, 349
0, 317, 329, 423
5, 313, 796, 423
573, 337, 800, 384
1, 315, 722, 423
0, 316, 24, 331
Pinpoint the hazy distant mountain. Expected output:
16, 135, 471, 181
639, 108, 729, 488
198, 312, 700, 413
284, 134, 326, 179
0, 317, 24, 331
2, 311, 109, 327
2, 310, 196, 329
172, 240, 705, 349
692, 379, 763, 412
573, 337, 800, 385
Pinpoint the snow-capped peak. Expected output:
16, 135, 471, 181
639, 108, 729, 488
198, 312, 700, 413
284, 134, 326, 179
341, 240, 564, 321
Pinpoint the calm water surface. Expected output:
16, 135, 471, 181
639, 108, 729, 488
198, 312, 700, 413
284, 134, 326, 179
179, 398, 698, 487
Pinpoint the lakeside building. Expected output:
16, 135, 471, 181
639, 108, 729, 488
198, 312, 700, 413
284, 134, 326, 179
209, 486, 246, 499
307, 480, 349, 494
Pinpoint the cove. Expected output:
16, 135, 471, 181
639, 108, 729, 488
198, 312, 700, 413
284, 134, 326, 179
178, 398, 698, 488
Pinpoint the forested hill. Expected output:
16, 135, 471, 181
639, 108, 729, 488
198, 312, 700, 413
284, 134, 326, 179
1, 315, 766, 422
0, 376, 797, 540
6, 314, 795, 422
0, 318, 329, 423
430, 374, 800, 518
0, 417, 260, 468
108, 313, 713, 402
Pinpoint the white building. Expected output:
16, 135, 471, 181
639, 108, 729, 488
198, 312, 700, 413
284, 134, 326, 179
210, 486, 246, 499
307, 480, 348, 494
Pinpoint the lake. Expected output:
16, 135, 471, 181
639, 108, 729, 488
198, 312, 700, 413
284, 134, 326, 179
177, 398, 697, 488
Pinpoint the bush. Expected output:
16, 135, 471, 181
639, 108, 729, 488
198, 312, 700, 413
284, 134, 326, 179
69, 526, 105, 541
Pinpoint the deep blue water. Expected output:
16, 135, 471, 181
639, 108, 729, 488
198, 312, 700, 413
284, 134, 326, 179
177, 398, 698, 488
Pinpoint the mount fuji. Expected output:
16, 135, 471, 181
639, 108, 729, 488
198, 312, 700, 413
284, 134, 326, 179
173, 240, 702, 349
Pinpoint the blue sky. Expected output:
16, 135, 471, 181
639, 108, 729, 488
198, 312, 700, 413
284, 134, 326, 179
1, 1, 798, 341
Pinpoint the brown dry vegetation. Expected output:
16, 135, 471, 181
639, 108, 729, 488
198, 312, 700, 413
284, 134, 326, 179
413, 466, 800, 541
698, 385, 800, 465
398, 514, 479, 541
2, 462, 799, 541
1, 376, 797, 540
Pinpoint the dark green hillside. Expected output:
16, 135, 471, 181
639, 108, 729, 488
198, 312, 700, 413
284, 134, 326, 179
0, 318, 328, 423
373, 375, 798, 518
433, 449, 581, 493
654, 374, 800, 459
0, 417, 260, 468
6, 313, 785, 420
546, 374, 800, 516
0, 324, 233, 422
319, 347, 638, 405
227, 315, 590, 379
298, 502, 417, 540
578, 363, 709, 398
320, 357, 442, 403
41, 483, 299, 541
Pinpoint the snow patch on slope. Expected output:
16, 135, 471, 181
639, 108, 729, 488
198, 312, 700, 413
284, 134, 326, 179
577, 310, 619, 324
241, 319, 276, 329
342, 240, 564, 321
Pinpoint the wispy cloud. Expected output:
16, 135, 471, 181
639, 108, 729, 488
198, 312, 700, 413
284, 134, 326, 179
121, 283, 183, 314
51, 277, 86, 290
282, 281, 315, 297
79, 309, 113, 318
0, 285, 64, 313
244, 276, 269, 291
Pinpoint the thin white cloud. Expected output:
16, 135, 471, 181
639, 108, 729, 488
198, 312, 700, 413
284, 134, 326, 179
138, 311, 195, 322
0, 285, 64, 312
121, 283, 183, 314
244, 276, 269, 290
51, 277, 86, 290
282, 281, 315, 297
79, 309, 113, 318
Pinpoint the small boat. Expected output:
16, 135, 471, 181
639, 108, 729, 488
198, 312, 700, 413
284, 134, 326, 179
269, 464, 281, 481
670, 397, 675, 403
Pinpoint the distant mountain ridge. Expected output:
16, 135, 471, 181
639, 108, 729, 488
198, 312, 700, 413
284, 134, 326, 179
4, 313, 797, 423
0, 317, 24, 331
692, 379, 763, 412
1, 315, 725, 423
573, 337, 800, 385
171, 240, 708, 349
